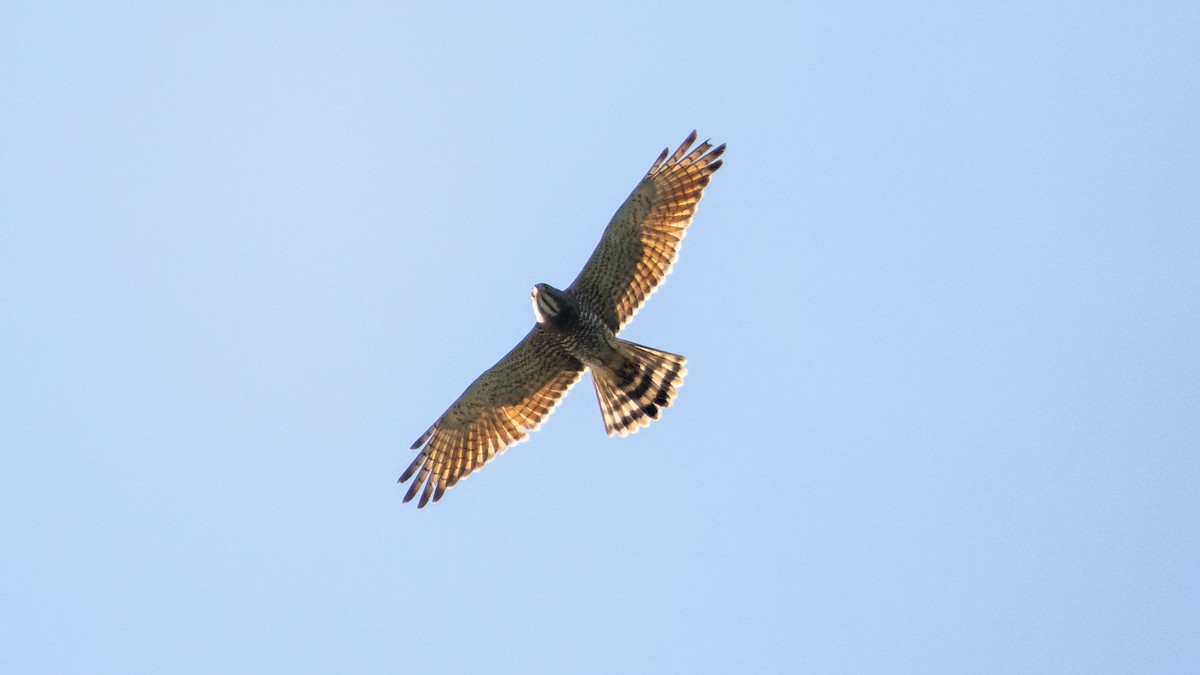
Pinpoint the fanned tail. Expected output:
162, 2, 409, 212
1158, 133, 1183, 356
592, 339, 687, 437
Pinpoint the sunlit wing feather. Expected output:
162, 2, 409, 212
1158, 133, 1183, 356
568, 130, 726, 331
401, 327, 584, 507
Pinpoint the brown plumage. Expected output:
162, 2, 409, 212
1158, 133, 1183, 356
402, 131, 724, 507
569, 131, 725, 331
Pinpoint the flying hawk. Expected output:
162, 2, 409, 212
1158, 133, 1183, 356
402, 131, 725, 507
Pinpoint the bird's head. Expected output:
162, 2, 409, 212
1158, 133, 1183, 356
532, 283, 564, 324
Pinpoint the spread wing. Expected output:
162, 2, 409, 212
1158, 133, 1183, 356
568, 131, 725, 332
401, 325, 584, 507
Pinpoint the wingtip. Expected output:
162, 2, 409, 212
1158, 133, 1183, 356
411, 425, 435, 450
399, 463, 418, 483
402, 470, 425, 502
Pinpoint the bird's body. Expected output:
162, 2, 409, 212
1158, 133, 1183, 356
402, 131, 725, 507
533, 283, 619, 371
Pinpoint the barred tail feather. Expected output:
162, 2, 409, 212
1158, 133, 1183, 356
592, 340, 687, 437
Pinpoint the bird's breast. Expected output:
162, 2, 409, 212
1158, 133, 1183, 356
546, 301, 617, 369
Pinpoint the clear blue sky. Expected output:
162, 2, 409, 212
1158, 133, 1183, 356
3, 2, 1197, 672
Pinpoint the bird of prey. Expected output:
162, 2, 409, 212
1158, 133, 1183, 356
401, 131, 725, 507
